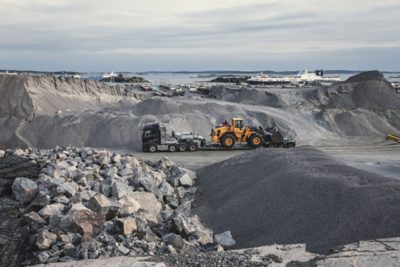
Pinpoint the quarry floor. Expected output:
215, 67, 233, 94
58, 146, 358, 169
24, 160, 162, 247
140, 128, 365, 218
112, 138, 400, 180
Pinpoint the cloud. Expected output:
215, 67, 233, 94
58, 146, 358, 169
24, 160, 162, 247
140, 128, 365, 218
0, 0, 399, 70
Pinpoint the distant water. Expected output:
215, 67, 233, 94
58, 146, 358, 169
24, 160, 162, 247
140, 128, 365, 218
79, 71, 400, 85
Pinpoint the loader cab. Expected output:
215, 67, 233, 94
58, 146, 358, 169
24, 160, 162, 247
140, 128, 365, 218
232, 118, 244, 129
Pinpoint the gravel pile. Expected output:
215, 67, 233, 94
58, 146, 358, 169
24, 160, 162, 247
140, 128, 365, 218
161, 249, 274, 267
194, 146, 400, 254
307, 71, 400, 136
207, 86, 282, 107
1, 147, 218, 265
2, 71, 400, 150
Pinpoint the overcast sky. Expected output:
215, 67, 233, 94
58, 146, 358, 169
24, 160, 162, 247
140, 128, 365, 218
1, 0, 399, 71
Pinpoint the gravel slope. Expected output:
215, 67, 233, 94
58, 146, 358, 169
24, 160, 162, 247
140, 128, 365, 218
194, 146, 400, 254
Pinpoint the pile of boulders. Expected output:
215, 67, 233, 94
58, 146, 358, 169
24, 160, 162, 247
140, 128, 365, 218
6, 147, 216, 265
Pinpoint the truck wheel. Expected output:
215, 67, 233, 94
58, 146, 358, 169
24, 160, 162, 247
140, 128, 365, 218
278, 143, 285, 148
221, 134, 236, 149
148, 144, 157, 153
188, 143, 198, 151
249, 134, 262, 148
287, 143, 295, 148
168, 145, 176, 152
178, 144, 187, 152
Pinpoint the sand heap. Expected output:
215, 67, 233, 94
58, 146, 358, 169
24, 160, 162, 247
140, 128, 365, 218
194, 146, 400, 254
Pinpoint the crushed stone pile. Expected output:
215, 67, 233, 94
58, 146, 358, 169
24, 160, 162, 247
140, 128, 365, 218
0, 147, 221, 266
307, 71, 400, 109
194, 146, 400, 254
207, 71, 400, 137
0, 74, 139, 148
1, 71, 399, 149
306, 71, 400, 136
0, 74, 139, 118
207, 86, 282, 107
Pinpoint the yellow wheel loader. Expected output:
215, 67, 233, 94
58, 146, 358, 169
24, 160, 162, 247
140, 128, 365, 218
385, 133, 400, 143
210, 118, 263, 149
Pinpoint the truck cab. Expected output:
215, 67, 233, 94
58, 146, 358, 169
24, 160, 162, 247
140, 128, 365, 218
142, 123, 206, 152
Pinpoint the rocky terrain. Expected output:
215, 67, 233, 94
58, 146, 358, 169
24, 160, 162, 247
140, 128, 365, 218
0, 147, 223, 266
0, 71, 399, 266
99, 76, 148, 83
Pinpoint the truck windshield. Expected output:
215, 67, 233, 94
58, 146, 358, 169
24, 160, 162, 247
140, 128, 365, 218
144, 130, 152, 137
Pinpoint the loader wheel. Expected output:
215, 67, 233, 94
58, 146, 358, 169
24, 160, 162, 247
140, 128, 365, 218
148, 144, 157, 153
178, 144, 187, 152
168, 145, 176, 152
188, 143, 198, 151
287, 143, 295, 148
221, 134, 236, 149
249, 134, 262, 148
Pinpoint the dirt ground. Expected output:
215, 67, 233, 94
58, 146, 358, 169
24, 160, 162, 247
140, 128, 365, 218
112, 137, 400, 180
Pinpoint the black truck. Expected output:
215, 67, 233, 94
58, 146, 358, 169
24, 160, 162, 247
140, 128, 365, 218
142, 123, 206, 152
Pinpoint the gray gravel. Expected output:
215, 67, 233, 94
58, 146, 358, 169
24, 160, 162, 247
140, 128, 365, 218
194, 146, 400, 254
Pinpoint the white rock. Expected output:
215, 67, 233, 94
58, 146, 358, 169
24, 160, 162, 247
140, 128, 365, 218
179, 173, 193, 187
215, 231, 236, 247
118, 167, 133, 177
39, 203, 65, 218
79, 190, 97, 202
104, 166, 118, 177
36, 229, 57, 250
131, 192, 161, 223
112, 154, 122, 163
173, 215, 213, 245
54, 195, 70, 204
88, 193, 114, 215
149, 171, 166, 186
57, 153, 67, 160
13, 148, 27, 156
159, 181, 174, 197
57, 161, 70, 170
118, 196, 141, 213
115, 243, 130, 255
112, 181, 132, 199
116, 217, 137, 235
57, 182, 79, 197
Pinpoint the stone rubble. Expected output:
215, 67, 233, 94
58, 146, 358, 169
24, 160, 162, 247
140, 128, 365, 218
6, 147, 219, 265
214, 231, 236, 247
12, 177, 38, 204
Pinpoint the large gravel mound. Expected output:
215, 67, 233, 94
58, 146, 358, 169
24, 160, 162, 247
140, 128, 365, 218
305, 71, 400, 136
0, 74, 138, 117
194, 146, 400, 254
307, 71, 400, 109
207, 86, 282, 107
0, 75, 139, 148
1, 71, 399, 149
